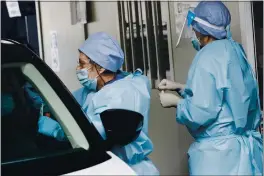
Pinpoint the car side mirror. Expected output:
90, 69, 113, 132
100, 109, 143, 150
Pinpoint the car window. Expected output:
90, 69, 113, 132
2, 63, 89, 163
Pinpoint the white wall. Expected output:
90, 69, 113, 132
225, 2, 242, 43
85, 1, 119, 41
40, 1, 84, 91
39, 1, 243, 175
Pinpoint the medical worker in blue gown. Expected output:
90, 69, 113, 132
158, 1, 263, 175
37, 32, 159, 175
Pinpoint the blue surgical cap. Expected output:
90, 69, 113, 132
79, 32, 124, 72
192, 1, 231, 39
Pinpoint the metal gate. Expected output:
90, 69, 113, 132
117, 1, 175, 88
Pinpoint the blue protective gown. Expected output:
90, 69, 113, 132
72, 69, 159, 175
37, 70, 159, 174
177, 38, 263, 175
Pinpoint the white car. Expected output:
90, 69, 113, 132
1, 39, 143, 175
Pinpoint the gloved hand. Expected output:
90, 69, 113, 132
159, 91, 182, 108
158, 79, 185, 91
38, 116, 66, 141
24, 82, 44, 109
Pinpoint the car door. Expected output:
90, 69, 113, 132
1, 39, 136, 175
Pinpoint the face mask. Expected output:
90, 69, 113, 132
191, 31, 201, 51
191, 39, 201, 51
1, 93, 15, 116
76, 68, 98, 91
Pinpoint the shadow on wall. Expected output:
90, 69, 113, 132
148, 89, 193, 175
86, 1, 96, 23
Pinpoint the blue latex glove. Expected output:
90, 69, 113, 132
38, 116, 66, 141
24, 82, 44, 109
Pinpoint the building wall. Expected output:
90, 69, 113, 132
40, 1, 84, 91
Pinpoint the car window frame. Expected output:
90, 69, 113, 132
1, 39, 110, 175
2, 39, 105, 149
2, 148, 111, 175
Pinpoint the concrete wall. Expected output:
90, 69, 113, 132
39, 1, 242, 175
85, 1, 119, 42
40, 1, 84, 91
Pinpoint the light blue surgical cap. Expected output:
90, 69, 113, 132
192, 1, 231, 39
79, 32, 124, 72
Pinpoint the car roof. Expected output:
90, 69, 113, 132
1, 39, 41, 65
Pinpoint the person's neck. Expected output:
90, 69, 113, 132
203, 38, 216, 47
208, 38, 216, 43
97, 74, 116, 90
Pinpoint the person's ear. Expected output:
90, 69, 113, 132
201, 36, 208, 45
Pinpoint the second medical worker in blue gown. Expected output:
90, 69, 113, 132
37, 32, 159, 175
158, 1, 263, 175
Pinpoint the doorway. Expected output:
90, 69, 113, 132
1, 1, 40, 56
252, 1, 263, 110
252, 1, 263, 133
